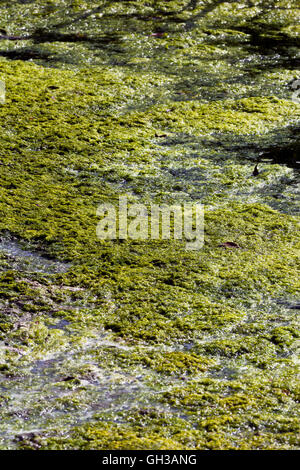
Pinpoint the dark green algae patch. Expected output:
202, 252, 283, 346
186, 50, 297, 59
0, 0, 299, 450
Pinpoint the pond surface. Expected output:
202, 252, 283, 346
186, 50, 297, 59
0, 1, 299, 450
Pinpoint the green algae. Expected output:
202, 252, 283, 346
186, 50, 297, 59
0, 0, 299, 451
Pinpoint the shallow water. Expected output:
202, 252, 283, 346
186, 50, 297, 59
0, 238, 71, 274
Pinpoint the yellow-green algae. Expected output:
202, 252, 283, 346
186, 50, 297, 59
0, 0, 299, 450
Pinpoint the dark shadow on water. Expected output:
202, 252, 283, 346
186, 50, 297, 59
0, 48, 53, 61
258, 127, 300, 170
157, 124, 300, 170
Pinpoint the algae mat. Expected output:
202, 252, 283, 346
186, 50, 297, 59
0, 1, 299, 450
